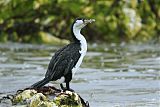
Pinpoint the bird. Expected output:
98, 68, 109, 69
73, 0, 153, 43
30, 18, 95, 91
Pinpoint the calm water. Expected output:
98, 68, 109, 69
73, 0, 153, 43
0, 42, 159, 107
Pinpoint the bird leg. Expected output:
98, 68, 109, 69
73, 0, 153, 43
60, 83, 64, 90
66, 82, 74, 92
60, 83, 74, 92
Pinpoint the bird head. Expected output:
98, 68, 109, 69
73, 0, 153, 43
72, 18, 95, 30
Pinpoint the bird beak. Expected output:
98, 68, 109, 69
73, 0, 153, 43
84, 19, 95, 24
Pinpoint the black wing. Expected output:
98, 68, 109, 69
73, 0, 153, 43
45, 43, 81, 80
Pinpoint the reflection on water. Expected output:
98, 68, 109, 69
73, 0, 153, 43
0, 42, 159, 107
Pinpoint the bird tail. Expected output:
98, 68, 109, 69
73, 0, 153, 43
30, 78, 50, 88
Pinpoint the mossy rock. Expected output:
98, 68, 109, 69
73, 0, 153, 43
0, 86, 89, 107
38, 32, 70, 45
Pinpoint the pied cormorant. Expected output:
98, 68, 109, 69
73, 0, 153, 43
30, 18, 95, 91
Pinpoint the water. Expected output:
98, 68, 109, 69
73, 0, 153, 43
0, 42, 159, 107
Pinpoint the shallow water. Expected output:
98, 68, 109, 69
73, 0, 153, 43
0, 42, 159, 107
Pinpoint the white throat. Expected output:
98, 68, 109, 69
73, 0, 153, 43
73, 25, 87, 55
72, 24, 87, 76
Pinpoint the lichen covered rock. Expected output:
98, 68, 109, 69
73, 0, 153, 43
0, 86, 89, 107
12, 89, 37, 104
54, 91, 83, 107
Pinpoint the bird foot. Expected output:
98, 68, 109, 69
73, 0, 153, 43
60, 84, 74, 92
63, 88, 74, 92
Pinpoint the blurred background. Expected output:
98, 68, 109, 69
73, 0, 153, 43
0, 0, 160, 107
0, 0, 159, 44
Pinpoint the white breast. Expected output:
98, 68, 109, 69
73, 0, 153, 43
72, 53, 85, 75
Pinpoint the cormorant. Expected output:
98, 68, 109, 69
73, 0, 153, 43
30, 18, 95, 91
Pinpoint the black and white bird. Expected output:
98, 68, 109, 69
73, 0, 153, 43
30, 18, 95, 91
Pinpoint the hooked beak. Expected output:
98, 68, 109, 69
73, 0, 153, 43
84, 19, 95, 24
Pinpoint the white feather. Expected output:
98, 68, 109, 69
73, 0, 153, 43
72, 21, 87, 76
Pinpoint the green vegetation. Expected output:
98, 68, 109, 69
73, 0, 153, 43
0, 0, 159, 43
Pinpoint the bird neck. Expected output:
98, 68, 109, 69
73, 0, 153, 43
72, 25, 87, 54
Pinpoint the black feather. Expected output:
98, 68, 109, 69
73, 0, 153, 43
30, 43, 81, 88
30, 78, 50, 88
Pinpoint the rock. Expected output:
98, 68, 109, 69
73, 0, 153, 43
0, 86, 89, 107
54, 91, 83, 107
38, 31, 70, 45
12, 89, 37, 104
